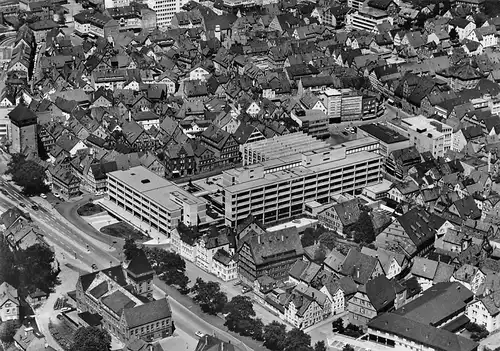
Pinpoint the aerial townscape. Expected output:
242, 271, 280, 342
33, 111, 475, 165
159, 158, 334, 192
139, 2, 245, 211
4, 0, 500, 350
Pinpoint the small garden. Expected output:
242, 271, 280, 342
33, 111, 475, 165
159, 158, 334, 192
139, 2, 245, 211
77, 203, 104, 217
100, 221, 148, 241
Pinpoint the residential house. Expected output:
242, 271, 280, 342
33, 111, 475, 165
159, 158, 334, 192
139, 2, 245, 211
0, 282, 19, 321
284, 283, 331, 329
200, 125, 240, 167
376, 207, 448, 257
317, 199, 361, 236
237, 228, 304, 285
451, 264, 486, 296
163, 144, 196, 178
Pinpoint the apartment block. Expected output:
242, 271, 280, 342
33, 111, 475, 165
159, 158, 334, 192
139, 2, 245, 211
74, 10, 119, 38
318, 88, 363, 122
105, 166, 209, 236
223, 139, 383, 227
146, 0, 188, 28
387, 116, 453, 158
346, 7, 392, 33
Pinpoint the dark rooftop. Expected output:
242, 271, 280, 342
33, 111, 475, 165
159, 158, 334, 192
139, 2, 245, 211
359, 123, 409, 144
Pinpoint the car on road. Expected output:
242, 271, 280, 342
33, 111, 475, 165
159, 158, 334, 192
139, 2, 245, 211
19, 203, 26, 207
31, 205, 39, 211
60, 307, 73, 313
195, 331, 205, 338
40, 193, 47, 199
242, 286, 252, 294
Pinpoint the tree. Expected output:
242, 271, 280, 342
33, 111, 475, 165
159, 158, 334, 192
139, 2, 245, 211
144, 248, 189, 291
0, 320, 19, 343
223, 295, 256, 333
318, 232, 337, 250
191, 278, 228, 315
263, 321, 287, 351
249, 318, 264, 341
350, 211, 375, 244
332, 318, 345, 334
342, 345, 355, 351
17, 243, 60, 294
0, 237, 18, 287
314, 341, 327, 351
123, 238, 140, 261
6, 154, 49, 196
72, 326, 111, 351
283, 328, 313, 351
301, 226, 326, 247
449, 27, 459, 41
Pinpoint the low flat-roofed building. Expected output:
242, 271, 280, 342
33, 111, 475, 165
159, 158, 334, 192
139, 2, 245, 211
291, 110, 330, 139
223, 140, 383, 226
106, 166, 208, 235
357, 123, 410, 157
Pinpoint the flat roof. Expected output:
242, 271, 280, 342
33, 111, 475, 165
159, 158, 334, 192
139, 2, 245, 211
108, 166, 205, 211
359, 124, 409, 144
226, 151, 382, 193
364, 179, 392, 193
267, 218, 318, 232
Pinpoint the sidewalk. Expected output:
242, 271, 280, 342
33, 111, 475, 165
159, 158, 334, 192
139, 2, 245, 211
96, 198, 170, 245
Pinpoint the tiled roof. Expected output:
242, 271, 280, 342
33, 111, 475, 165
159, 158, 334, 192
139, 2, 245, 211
123, 297, 172, 328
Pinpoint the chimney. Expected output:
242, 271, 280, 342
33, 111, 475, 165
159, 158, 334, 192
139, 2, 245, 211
215, 25, 221, 41
221, 342, 224, 351
258, 235, 261, 244
281, 235, 284, 241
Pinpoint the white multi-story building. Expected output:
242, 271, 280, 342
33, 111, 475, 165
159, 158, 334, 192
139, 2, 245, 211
346, 7, 393, 33
387, 116, 453, 158
223, 138, 383, 227
105, 166, 208, 236
146, 0, 188, 28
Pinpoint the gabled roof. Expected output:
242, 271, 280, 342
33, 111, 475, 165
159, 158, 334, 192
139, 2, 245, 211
365, 275, 396, 312
340, 248, 378, 285
123, 297, 171, 328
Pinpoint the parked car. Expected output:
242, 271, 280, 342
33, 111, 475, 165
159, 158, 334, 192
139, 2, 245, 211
195, 331, 205, 338
40, 193, 47, 199
19, 203, 26, 207
242, 286, 252, 294
53, 193, 61, 199
31, 205, 39, 211
60, 307, 73, 313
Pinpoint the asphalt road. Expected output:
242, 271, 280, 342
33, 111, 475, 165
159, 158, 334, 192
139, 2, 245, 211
0, 180, 120, 269
0, 180, 257, 351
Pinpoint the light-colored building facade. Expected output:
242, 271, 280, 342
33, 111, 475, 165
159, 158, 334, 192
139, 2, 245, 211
223, 139, 383, 227
388, 116, 453, 158
106, 166, 208, 236
0, 282, 19, 321
146, 0, 188, 28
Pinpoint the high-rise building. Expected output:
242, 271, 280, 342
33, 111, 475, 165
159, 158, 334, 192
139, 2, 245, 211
145, 0, 187, 28
223, 138, 383, 227
8, 105, 37, 156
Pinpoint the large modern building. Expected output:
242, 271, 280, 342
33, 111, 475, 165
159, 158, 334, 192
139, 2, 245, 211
357, 123, 410, 157
318, 88, 363, 122
223, 138, 383, 226
145, 0, 188, 28
241, 133, 378, 166
105, 166, 209, 236
240, 132, 330, 166
388, 116, 453, 158
8, 104, 38, 156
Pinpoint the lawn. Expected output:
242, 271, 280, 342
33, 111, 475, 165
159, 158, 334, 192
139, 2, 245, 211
77, 202, 104, 216
100, 221, 148, 241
